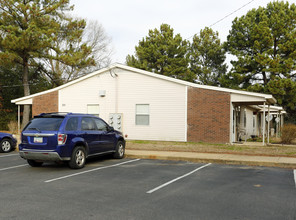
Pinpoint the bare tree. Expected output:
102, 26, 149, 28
42, 19, 113, 87
83, 20, 113, 71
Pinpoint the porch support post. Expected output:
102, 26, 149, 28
267, 104, 270, 144
18, 105, 20, 134
230, 103, 234, 144
281, 113, 284, 128
276, 112, 279, 138
263, 102, 266, 145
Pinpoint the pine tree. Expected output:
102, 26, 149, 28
226, 1, 296, 87
126, 24, 195, 82
226, 1, 296, 122
190, 27, 227, 86
0, 0, 95, 127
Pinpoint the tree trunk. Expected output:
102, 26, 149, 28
21, 57, 30, 129
262, 71, 267, 86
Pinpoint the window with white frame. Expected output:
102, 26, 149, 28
87, 104, 99, 117
136, 104, 149, 125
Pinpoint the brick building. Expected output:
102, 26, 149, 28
12, 64, 282, 144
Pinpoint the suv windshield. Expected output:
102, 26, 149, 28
24, 117, 64, 131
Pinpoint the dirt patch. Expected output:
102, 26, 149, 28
126, 140, 296, 157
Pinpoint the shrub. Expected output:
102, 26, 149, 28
8, 121, 18, 134
281, 124, 296, 144
0, 112, 15, 130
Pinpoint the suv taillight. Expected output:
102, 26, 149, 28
58, 133, 67, 145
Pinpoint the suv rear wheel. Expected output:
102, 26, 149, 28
68, 146, 86, 169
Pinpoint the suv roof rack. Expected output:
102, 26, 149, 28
35, 112, 72, 118
34, 112, 96, 118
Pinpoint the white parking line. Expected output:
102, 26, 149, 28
147, 163, 211, 194
0, 153, 19, 158
45, 159, 141, 183
294, 170, 296, 188
0, 164, 27, 171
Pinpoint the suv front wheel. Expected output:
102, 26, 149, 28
0, 138, 13, 153
113, 141, 125, 159
68, 146, 86, 169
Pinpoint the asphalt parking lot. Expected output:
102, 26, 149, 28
1, 152, 295, 220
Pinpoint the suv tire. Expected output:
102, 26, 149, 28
0, 138, 13, 153
27, 159, 43, 167
68, 146, 86, 169
113, 141, 125, 159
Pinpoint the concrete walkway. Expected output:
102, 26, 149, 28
126, 149, 296, 169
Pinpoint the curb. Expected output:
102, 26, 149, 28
125, 151, 296, 169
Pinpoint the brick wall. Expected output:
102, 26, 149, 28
32, 91, 59, 116
187, 87, 230, 143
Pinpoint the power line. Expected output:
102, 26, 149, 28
1, 81, 54, 89
0, 73, 91, 89
209, 0, 256, 28
186, 0, 256, 40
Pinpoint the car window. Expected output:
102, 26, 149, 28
24, 118, 64, 131
81, 117, 96, 130
65, 117, 78, 131
94, 118, 108, 131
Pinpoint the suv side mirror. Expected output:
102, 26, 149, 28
108, 126, 114, 132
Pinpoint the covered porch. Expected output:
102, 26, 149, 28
11, 98, 33, 134
230, 92, 283, 145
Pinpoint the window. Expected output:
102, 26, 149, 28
65, 117, 78, 131
24, 118, 64, 131
94, 118, 108, 131
136, 104, 149, 125
81, 117, 96, 130
87, 104, 99, 117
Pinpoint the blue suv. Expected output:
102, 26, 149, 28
19, 113, 125, 169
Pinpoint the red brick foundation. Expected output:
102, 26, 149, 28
187, 87, 230, 143
32, 91, 58, 116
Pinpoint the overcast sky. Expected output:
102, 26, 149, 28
69, 0, 285, 64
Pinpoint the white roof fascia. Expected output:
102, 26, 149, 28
11, 63, 276, 105
258, 105, 283, 110
115, 64, 276, 104
11, 65, 116, 104
257, 105, 285, 112
14, 98, 33, 105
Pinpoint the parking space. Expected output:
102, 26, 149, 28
0, 154, 295, 220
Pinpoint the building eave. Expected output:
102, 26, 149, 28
11, 63, 277, 105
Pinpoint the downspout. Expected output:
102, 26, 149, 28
115, 75, 118, 113
109, 68, 118, 113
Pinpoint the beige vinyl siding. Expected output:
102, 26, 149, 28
117, 69, 186, 141
59, 68, 187, 141
59, 71, 117, 120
